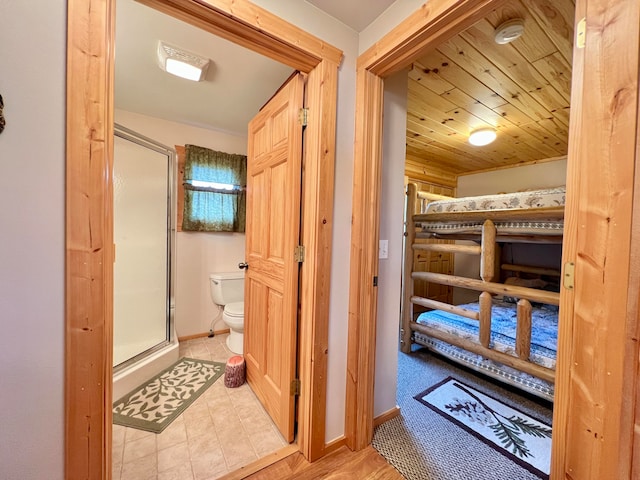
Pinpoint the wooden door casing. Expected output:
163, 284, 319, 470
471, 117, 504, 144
244, 73, 304, 443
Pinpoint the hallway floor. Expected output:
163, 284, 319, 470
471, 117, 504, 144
112, 334, 287, 480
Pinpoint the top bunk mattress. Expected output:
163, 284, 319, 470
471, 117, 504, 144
416, 187, 565, 237
423, 186, 566, 214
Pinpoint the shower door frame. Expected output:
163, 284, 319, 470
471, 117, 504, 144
112, 124, 176, 372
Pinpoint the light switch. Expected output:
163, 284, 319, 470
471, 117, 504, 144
379, 239, 389, 259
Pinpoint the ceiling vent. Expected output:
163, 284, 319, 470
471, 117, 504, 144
157, 41, 210, 82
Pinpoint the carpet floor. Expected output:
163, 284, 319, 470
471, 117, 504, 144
372, 347, 553, 480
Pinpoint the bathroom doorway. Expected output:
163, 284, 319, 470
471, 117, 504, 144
65, 0, 341, 476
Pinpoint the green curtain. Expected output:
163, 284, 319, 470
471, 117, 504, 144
183, 144, 247, 232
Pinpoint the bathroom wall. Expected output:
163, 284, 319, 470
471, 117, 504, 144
115, 109, 247, 338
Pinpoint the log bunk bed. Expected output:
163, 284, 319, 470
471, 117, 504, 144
401, 184, 565, 401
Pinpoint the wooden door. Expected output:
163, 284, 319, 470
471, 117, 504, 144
244, 73, 304, 443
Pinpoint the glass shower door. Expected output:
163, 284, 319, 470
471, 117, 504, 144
113, 127, 172, 367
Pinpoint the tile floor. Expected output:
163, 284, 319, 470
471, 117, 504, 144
112, 334, 288, 480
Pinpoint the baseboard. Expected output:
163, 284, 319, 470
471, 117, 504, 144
178, 328, 230, 342
373, 406, 401, 427
322, 436, 347, 456
217, 444, 300, 480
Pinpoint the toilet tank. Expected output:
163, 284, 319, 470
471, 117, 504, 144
209, 272, 245, 305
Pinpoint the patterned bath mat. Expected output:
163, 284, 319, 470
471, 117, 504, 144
113, 357, 225, 433
415, 376, 552, 479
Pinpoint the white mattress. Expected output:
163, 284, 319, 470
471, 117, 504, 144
423, 186, 566, 214
418, 187, 565, 236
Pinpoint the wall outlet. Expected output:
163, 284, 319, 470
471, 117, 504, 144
379, 239, 389, 259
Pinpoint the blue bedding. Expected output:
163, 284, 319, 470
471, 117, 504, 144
415, 300, 558, 400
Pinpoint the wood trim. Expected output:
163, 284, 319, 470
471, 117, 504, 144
551, 0, 640, 478
297, 58, 339, 461
66, 1, 342, 476
137, 0, 343, 71
346, 67, 384, 451
373, 407, 401, 428
357, 0, 508, 76
626, 27, 640, 479
322, 436, 348, 457
175, 145, 185, 232
66, 0, 115, 478
178, 329, 229, 342
216, 444, 300, 480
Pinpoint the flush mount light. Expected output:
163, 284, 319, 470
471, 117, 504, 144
157, 41, 210, 82
469, 128, 497, 146
494, 18, 525, 45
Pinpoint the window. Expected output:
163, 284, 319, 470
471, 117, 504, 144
177, 144, 247, 232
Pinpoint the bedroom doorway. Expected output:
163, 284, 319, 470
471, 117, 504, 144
347, 0, 640, 478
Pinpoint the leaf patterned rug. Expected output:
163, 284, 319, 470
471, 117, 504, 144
415, 376, 552, 479
113, 357, 225, 433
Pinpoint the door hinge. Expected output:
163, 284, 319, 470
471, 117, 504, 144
290, 378, 301, 396
298, 108, 309, 127
294, 245, 305, 263
563, 262, 575, 290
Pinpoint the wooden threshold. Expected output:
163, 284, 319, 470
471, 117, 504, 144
217, 444, 300, 480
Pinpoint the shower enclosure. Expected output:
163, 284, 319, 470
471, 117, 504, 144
112, 124, 178, 399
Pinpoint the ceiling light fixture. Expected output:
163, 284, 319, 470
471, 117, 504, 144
157, 41, 210, 82
494, 18, 525, 44
469, 127, 497, 146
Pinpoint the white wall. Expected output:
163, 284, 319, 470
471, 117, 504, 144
115, 110, 247, 337
251, 0, 359, 443
453, 159, 568, 304
0, 1, 66, 478
457, 159, 568, 196
374, 70, 409, 417
0, 2, 426, 476
359, 0, 425, 53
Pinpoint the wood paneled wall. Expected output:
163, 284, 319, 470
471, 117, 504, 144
406, 0, 574, 175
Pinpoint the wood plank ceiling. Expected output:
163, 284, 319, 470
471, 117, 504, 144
406, 0, 575, 185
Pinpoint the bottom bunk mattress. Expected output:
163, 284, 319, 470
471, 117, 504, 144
414, 300, 558, 401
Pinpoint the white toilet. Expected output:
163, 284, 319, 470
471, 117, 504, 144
209, 272, 245, 354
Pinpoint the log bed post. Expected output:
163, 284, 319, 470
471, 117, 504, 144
481, 219, 497, 282
479, 291, 492, 348
401, 183, 417, 353
516, 299, 532, 360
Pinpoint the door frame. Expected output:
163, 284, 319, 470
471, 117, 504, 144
346, 0, 640, 479
65, 0, 342, 477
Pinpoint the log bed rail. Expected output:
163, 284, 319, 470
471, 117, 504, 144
401, 183, 561, 383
